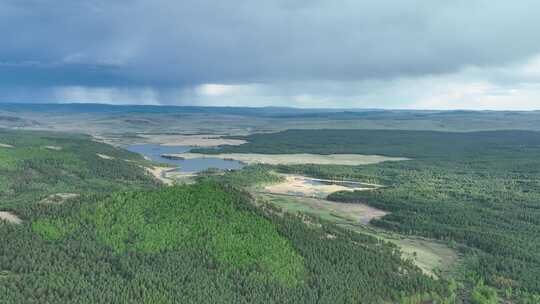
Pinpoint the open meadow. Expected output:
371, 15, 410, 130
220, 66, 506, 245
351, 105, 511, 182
164, 152, 407, 166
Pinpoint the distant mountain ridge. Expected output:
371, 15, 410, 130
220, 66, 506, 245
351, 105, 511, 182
0, 102, 534, 116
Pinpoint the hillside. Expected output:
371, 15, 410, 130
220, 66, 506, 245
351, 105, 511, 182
199, 129, 540, 302
0, 129, 158, 212
0, 129, 450, 303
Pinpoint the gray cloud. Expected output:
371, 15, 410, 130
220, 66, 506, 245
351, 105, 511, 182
1, 0, 540, 108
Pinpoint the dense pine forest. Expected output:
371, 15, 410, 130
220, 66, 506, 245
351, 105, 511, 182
4, 0, 540, 302
200, 129, 540, 303
0, 130, 452, 303
193, 129, 540, 159
0, 129, 158, 212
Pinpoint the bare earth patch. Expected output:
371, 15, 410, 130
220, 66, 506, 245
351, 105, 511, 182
39, 193, 80, 204
0, 211, 22, 224
164, 153, 407, 166
145, 166, 175, 185
96, 153, 114, 160
44, 145, 62, 151
263, 174, 377, 198
138, 134, 247, 147
261, 174, 386, 225
0, 143, 14, 148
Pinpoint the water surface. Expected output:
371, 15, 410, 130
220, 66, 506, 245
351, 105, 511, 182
127, 144, 244, 173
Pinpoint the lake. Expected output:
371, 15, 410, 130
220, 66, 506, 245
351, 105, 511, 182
126, 144, 244, 173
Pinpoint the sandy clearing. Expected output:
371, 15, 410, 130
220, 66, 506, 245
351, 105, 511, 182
260, 173, 386, 225
96, 153, 114, 160
145, 166, 175, 185
44, 145, 62, 151
138, 134, 247, 147
0, 211, 22, 224
0, 143, 14, 148
40, 193, 80, 204
164, 152, 407, 166
263, 174, 375, 198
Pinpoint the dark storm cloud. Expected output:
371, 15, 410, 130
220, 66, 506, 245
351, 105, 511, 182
1, 0, 540, 94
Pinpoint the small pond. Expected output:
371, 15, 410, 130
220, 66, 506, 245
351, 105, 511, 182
126, 144, 244, 173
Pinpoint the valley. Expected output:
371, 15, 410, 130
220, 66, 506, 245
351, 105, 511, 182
3, 2, 539, 302
1, 107, 540, 303
0, 128, 451, 303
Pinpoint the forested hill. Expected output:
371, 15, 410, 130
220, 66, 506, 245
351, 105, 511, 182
199, 129, 540, 302
0, 129, 158, 212
0, 129, 451, 303
3, 182, 452, 303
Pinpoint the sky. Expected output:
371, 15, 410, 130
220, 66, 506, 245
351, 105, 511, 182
1, 0, 540, 110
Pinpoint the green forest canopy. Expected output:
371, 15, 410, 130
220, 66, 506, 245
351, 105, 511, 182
200, 129, 540, 301
0, 129, 158, 212
0, 129, 449, 303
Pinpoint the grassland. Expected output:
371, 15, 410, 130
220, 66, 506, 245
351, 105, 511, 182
165, 152, 407, 166
137, 134, 247, 147
260, 193, 387, 226
352, 224, 460, 279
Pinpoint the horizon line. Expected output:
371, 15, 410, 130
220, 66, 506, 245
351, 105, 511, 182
0, 101, 538, 112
